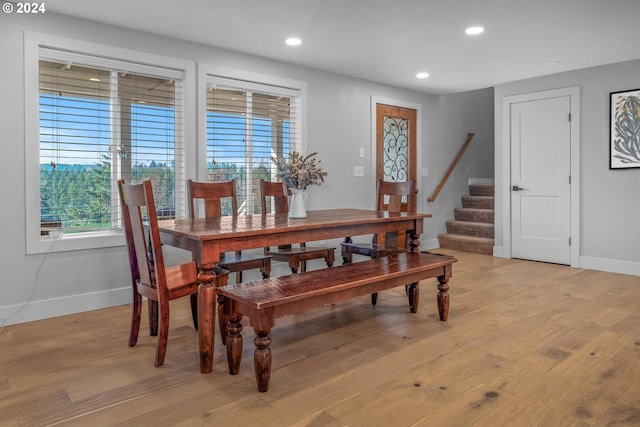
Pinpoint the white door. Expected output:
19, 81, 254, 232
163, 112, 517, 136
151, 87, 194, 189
510, 95, 571, 264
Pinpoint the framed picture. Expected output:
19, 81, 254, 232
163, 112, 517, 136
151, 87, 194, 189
610, 88, 640, 169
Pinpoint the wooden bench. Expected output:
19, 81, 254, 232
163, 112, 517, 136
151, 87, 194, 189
217, 251, 457, 392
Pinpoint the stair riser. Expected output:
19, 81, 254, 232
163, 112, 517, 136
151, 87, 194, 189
454, 208, 494, 224
462, 196, 494, 210
469, 184, 494, 197
438, 234, 493, 255
446, 221, 494, 238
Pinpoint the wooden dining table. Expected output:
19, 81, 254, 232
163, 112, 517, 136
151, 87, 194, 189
156, 208, 432, 373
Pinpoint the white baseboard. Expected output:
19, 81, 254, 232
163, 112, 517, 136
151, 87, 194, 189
579, 256, 640, 276
421, 238, 440, 251
493, 245, 505, 257
0, 287, 130, 327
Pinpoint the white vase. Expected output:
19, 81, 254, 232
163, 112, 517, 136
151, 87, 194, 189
288, 188, 307, 218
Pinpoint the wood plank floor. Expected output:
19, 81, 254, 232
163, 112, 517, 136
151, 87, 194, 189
1, 249, 639, 426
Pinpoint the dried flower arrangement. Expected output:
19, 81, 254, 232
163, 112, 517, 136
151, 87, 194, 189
271, 151, 328, 190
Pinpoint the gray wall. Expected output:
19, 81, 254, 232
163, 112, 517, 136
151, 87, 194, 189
0, 12, 494, 324
423, 88, 495, 240
494, 60, 640, 274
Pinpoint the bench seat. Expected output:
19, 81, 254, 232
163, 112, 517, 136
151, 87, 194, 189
217, 251, 457, 392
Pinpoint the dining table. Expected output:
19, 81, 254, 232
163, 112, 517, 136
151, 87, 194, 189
156, 208, 432, 373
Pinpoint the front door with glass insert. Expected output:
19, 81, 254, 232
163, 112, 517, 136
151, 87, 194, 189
375, 103, 417, 213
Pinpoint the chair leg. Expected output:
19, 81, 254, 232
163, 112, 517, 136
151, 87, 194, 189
148, 299, 159, 336
236, 271, 243, 284
289, 256, 300, 274
326, 250, 335, 267
342, 252, 353, 265
371, 293, 378, 305
261, 258, 271, 279
154, 302, 169, 367
129, 290, 142, 346
190, 294, 198, 330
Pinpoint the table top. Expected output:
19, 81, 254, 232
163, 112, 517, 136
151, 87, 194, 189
157, 208, 432, 241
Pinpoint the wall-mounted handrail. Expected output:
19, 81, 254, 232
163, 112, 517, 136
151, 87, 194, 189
427, 132, 475, 203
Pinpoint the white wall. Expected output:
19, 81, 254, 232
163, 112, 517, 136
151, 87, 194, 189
494, 60, 640, 275
0, 12, 494, 325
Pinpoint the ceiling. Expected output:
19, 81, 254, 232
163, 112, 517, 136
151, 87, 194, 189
44, 0, 640, 95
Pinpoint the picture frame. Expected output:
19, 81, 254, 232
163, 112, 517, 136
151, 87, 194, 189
610, 88, 640, 169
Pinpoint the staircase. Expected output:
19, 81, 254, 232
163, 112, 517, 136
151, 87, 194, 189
437, 183, 494, 255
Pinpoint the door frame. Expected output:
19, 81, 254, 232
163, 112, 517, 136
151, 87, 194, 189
370, 95, 422, 212
500, 87, 580, 267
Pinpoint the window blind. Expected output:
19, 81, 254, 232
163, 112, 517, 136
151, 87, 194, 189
205, 79, 301, 215
38, 52, 185, 234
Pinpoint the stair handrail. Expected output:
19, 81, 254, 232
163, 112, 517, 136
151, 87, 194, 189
427, 132, 475, 203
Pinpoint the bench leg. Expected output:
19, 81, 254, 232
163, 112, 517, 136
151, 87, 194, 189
437, 275, 450, 321
226, 312, 243, 375
407, 282, 419, 313
254, 328, 272, 392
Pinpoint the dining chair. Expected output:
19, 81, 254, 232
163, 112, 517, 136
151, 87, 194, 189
341, 179, 416, 304
259, 179, 335, 273
188, 179, 272, 283
118, 179, 229, 367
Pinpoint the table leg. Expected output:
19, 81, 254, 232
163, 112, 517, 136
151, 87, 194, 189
437, 275, 450, 321
407, 282, 419, 313
226, 307, 243, 375
254, 328, 272, 392
196, 263, 218, 374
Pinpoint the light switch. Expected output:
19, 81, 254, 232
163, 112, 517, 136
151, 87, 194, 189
359, 147, 365, 158
353, 166, 364, 177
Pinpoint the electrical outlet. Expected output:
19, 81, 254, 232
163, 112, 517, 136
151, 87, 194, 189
354, 166, 364, 176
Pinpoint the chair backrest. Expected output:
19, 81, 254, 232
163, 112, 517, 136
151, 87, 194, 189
260, 179, 291, 215
375, 179, 416, 213
373, 179, 416, 247
118, 179, 168, 298
188, 179, 238, 219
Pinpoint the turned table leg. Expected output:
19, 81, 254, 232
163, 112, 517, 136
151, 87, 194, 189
225, 307, 243, 375
407, 282, 419, 313
254, 328, 272, 392
437, 275, 450, 321
197, 264, 217, 374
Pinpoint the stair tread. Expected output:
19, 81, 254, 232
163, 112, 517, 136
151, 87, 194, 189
446, 220, 494, 227
438, 233, 494, 242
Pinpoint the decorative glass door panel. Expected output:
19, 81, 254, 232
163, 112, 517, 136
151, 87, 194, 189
383, 116, 409, 182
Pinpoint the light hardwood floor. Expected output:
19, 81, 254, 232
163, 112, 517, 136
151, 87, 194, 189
1, 249, 639, 426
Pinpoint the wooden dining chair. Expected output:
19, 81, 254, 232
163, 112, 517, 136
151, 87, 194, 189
188, 179, 272, 283
118, 179, 229, 367
341, 179, 416, 304
259, 179, 335, 273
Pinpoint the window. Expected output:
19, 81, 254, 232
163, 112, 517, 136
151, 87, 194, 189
201, 72, 305, 215
25, 34, 193, 253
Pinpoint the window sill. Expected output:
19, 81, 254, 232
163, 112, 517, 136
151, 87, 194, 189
27, 230, 126, 254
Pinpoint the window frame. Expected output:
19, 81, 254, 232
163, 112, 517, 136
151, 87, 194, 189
196, 64, 308, 210
25, 32, 196, 254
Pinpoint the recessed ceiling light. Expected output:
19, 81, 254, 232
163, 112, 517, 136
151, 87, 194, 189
285, 38, 302, 46
416, 72, 430, 79
545, 61, 560, 66
465, 26, 484, 35
88, 77, 101, 82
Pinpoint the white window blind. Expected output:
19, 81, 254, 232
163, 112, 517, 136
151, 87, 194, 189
38, 50, 185, 235
205, 78, 301, 215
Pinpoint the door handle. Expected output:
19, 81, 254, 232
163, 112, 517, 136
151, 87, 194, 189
512, 185, 529, 191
